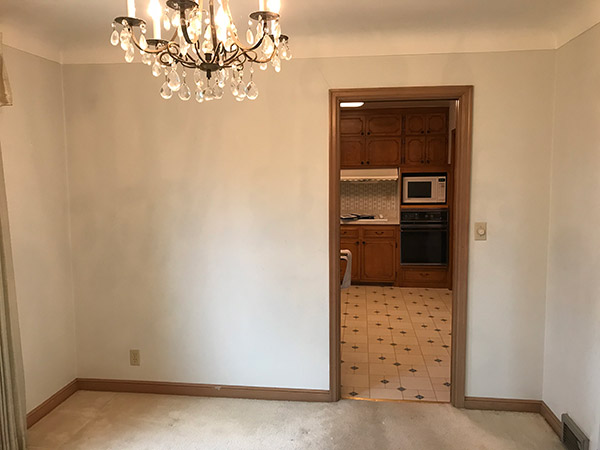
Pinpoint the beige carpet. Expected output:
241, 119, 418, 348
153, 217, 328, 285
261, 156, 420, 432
28, 391, 563, 450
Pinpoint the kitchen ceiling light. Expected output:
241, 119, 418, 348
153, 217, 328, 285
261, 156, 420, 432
340, 102, 365, 108
110, 0, 292, 102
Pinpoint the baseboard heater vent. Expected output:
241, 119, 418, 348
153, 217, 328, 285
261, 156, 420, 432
561, 414, 589, 450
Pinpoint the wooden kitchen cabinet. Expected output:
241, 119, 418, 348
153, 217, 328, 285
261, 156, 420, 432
402, 136, 448, 166
340, 116, 365, 136
366, 138, 401, 166
399, 267, 450, 288
340, 137, 365, 168
340, 107, 449, 169
340, 225, 398, 284
366, 114, 402, 136
405, 111, 448, 135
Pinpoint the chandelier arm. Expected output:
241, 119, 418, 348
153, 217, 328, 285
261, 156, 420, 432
192, 41, 209, 65
180, 10, 196, 46
208, 0, 219, 64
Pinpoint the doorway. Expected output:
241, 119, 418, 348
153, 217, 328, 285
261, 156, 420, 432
329, 87, 473, 407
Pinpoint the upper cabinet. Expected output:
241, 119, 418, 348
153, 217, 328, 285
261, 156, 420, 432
366, 115, 403, 136
340, 116, 365, 136
341, 107, 450, 169
405, 112, 448, 136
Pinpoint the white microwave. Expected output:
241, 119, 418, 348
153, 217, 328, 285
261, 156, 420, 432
402, 175, 447, 204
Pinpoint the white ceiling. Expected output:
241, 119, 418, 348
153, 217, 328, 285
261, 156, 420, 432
1, 0, 600, 63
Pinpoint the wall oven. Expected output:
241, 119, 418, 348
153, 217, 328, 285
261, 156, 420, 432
400, 209, 449, 266
402, 174, 447, 204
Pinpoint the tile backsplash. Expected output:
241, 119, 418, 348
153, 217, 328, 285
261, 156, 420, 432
341, 180, 399, 220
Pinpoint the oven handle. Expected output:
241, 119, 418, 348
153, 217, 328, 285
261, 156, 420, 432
400, 224, 448, 230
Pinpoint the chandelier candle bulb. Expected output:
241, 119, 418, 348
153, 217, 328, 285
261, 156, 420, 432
147, 0, 162, 39
127, 0, 136, 17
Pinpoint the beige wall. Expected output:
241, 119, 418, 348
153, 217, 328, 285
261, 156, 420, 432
0, 46, 77, 411
62, 49, 555, 398
544, 23, 600, 450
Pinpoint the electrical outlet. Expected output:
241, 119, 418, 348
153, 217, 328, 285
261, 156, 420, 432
474, 222, 487, 241
130, 349, 140, 366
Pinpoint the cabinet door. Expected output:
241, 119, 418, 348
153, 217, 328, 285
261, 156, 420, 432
366, 138, 401, 166
366, 115, 402, 136
403, 136, 426, 165
341, 137, 365, 168
405, 114, 426, 135
426, 136, 448, 166
426, 113, 447, 135
361, 239, 396, 282
340, 116, 365, 136
341, 239, 361, 282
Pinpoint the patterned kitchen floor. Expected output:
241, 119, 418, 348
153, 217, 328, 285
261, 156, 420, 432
341, 285, 452, 402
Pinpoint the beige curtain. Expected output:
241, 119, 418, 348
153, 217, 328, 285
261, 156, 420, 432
0, 33, 27, 449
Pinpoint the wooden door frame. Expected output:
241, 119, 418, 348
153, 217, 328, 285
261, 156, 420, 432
329, 86, 474, 407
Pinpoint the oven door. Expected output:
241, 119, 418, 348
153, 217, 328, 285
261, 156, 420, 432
400, 224, 448, 265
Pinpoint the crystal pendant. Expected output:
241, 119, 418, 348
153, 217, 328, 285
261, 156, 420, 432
195, 89, 204, 103
125, 45, 135, 63
246, 81, 258, 100
273, 21, 281, 41
236, 81, 246, 99
142, 52, 153, 65
120, 29, 131, 50
194, 69, 204, 87
230, 81, 239, 97
214, 85, 224, 99
160, 81, 173, 99
259, 62, 268, 71
139, 34, 148, 50
280, 45, 289, 61
178, 82, 192, 101
110, 29, 119, 46
204, 87, 214, 101
235, 94, 245, 102
272, 55, 281, 73
167, 69, 182, 91
246, 29, 254, 45
217, 69, 226, 88
163, 14, 171, 31
152, 60, 162, 77
263, 35, 274, 56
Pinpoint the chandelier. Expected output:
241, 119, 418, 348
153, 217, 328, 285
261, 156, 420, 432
110, 0, 292, 102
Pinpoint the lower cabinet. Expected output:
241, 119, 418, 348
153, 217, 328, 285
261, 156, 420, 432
398, 267, 450, 289
340, 225, 451, 288
340, 225, 398, 284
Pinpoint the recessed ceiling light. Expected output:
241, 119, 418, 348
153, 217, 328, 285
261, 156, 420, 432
340, 102, 365, 108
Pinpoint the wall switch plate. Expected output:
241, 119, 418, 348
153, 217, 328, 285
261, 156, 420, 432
130, 349, 140, 366
474, 222, 487, 241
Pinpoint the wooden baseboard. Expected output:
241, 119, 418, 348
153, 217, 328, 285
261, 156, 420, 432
77, 378, 331, 402
464, 396, 541, 413
540, 401, 562, 437
26, 379, 79, 428
465, 396, 562, 439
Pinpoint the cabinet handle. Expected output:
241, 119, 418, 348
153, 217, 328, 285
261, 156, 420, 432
420, 273, 430, 277
420, 131, 424, 134
375, 231, 384, 235
355, 241, 359, 245
420, 160, 424, 163
367, 132, 371, 136
361, 161, 364, 165
426, 160, 430, 164
361, 132, 364, 136
366, 161, 370, 165
362, 241, 366, 245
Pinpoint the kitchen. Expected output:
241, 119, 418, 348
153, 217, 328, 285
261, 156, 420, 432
339, 101, 455, 402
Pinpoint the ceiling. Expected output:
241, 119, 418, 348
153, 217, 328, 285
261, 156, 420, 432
1, 0, 599, 63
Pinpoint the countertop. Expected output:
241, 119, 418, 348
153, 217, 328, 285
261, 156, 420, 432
340, 219, 399, 225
